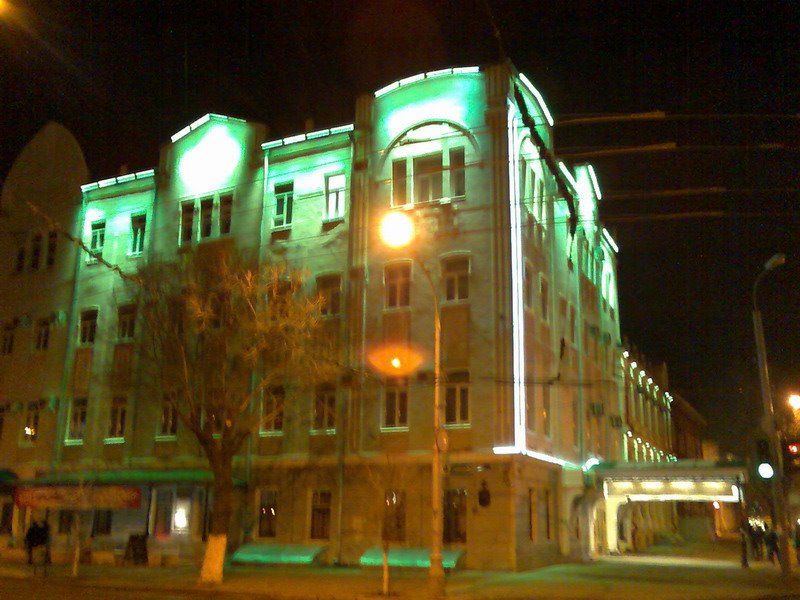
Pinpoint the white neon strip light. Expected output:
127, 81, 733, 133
602, 228, 619, 253
190, 114, 211, 131
508, 107, 526, 452
558, 161, 578, 190
262, 124, 354, 150
492, 446, 576, 468
518, 73, 555, 127
81, 169, 156, 194
171, 113, 247, 143
617, 493, 739, 503
587, 165, 602, 200
282, 134, 306, 144
374, 67, 480, 98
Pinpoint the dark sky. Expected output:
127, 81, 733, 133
1, 0, 798, 453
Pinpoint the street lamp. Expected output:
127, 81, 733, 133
789, 394, 800, 412
380, 211, 445, 598
752, 252, 790, 577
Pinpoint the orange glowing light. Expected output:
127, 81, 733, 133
368, 343, 424, 376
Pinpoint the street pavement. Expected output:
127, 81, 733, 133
1, 540, 799, 600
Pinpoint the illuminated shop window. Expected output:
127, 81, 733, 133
172, 498, 190, 533
67, 398, 88, 441
273, 182, 294, 228
258, 490, 278, 537
383, 490, 406, 542
130, 214, 146, 255
310, 490, 332, 540
317, 274, 341, 316
384, 263, 410, 308
79, 309, 98, 344
260, 387, 284, 434
443, 488, 467, 543
383, 377, 408, 428
442, 256, 469, 302
89, 220, 105, 260
445, 371, 470, 426
325, 173, 346, 221
35, 319, 50, 351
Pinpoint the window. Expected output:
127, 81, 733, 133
523, 264, 533, 309
525, 385, 535, 431
92, 510, 112, 536
0, 406, 5, 441
35, 319, 50, 351
569, 305, 577, 344
200, 198, 213, 237
449, 147, 466, 198
313, 385, 336, 431
46, 231, 57, 267
325, 173, 346, 221
445, 371, 469, 425
310, 490, 331, 540
385, 263, 410, 308
539, 276, 549, 319
529, 488, 553, 542
0, 502, 11, 535
180, 202, 195, 244
153, 489, 173, 536
261, 387, 284, 433
443, 256, 469, 301
572, 398, 579, 446
443, 489, 467, 543
130, 214, 146, 255
117, 305, 136, 339
258, 490, 278, 538
80, 309, 98, 344
414, 154, 443, 203
57, 510, 74, 535
159, 397, 178, 437
219, 194, 233, 235
274, 183, 293, 227
14, 235, 25, 273
108, 397, 126, 439
383, 490, 406, 542
383, 378, 408, 428
317, 274, 341, 316
68, 397, 88, 441
30, 233, 42, 269
90, 221, 105, 259
542, 385, 552, 437
392, 159, 407, 206
1, 323, 15, 355
23, 401, 39, 442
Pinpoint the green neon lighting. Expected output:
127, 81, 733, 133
177, 124, 244, 194
170, 113, 246, 143
98, 177, 117, 188
374, 66, 480, 98
81, 182, 98, 193
588, 165, 602, 200
262, 139, 283, 150
359, 548, 463, 569
81, 169, 155, 195
602, 228, 619, 253
261, 124, 354, 151
518, 73, 555, 127
231, 544, 325, 565
398, 73, 425, 86
282, 134, 306, 144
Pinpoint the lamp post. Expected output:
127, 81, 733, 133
752, 252, 790, 577
380, 212, 445, 598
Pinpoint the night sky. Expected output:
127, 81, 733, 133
1, 0, 798, 453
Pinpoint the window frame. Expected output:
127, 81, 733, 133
383, 489, 406, 542
180, 202, 195, 245
117, 304, 137, 340
444, 371, 470, 427
107, 396, 127, 441
382, 378, 408, 430
22, 400, 40, 444
35, 318, 50, 351
324, 173, 346, 222
309, 490, 332, 540
79, 309, 98, 345
312, 385, 336, 433
317, 274, 341, 317
260, 387, 285, 436
442, 255, 470, 302
273, 182, 294, 228
157, 397, 178, 439
89, 220, 106, 261
66, 397, 88, 443
384, 262, 411, 309
258, 489, 279, 538
130, 213, 147, 256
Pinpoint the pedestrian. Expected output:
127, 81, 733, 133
765, 526, 779, 564
24, 521, 41, 565
41, 519, 51, 565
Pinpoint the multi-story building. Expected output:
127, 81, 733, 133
0, 63, 627, 569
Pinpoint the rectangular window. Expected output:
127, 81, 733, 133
200, 198, 213, 238
46, 231, 57, 267
325, 173, 346, 220
160, 398, 178, 437
539, 276, 549, 319
80, 309, 98, 344
14, 235, 25, 273
414, 154, 443, 203
90, 221, 105, 259
0, 502, 11, 535
317, 274, 341, 316
261, 387, 284, 433
443, 256, 469, 301
57, 510, 74, 535
68, 397, 88, 441
525, 383, 535, 431
542, 385, 551, 437
0, 324, 13, 355
443, 489, 467, 543
35, 318, 50, 351
569, 305, 577, 343
383, 490, 406, 542
219, 194, 233, 235
383, 378, 408, 428
0, 406, 5, 441
92, 510, 112, 536
449, 147, 465, 198
313, 385, 336, 431
274, 183, 294, 227
24, 401, 40, 442
180, 202, 195, 244
310, 490, 332, 540
445, 371, 469, 425
130, 214, 146, 255
153, 489, 173, 536
117, 304, 136, 339
385, 263, 410, 308
392, 159, 407, 206
258, 490, 278, 538
30, 233, 42, 270
108, 396, 126, 439
523, 264, 533, 309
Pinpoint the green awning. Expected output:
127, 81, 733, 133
18, 469, 245, 487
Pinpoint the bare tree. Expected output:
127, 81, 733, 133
138, 246, 335, 583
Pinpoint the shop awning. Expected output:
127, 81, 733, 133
17, 468, 245, 487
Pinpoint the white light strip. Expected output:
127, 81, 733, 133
613, 493, 739, 503
558, 161, 578, 190
518, 73, 555, 127
171, 113, 247, 143
81, 169, 156, 194
261, 124, 354, 150
374, 67, 480, 98
587, 165, 602, 200
492, 446, 576, 468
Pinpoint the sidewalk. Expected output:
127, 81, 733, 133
2, 544, 800, 600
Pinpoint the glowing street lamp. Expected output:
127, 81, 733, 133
789, 394, 800, 412
379, 211, 445, 598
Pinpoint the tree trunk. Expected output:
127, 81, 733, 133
199, 458, 234, 584
382, 542, 390, 596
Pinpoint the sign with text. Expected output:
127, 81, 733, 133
15, 485, 141, 509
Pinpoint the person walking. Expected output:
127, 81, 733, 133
24, 521, 41, 565
765, 525, 779, 564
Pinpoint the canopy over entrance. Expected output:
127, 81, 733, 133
592, 460, 747, 553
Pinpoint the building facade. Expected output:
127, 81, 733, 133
0, 63, 635, 569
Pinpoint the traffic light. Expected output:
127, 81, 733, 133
783, 440, 800, 474
757, 439, 775, 479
